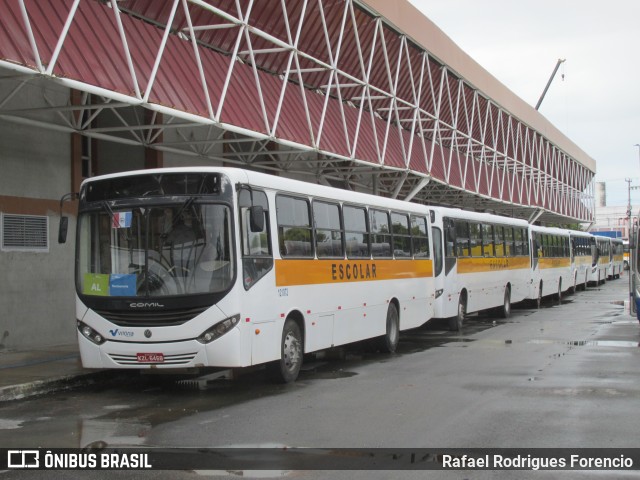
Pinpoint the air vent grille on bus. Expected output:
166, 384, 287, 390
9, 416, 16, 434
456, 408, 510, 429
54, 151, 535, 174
94, 306, 208, 327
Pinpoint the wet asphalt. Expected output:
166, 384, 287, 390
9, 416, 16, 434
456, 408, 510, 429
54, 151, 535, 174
1, 278, 638, 479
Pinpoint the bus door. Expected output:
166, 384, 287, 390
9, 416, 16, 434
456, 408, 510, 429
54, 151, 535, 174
531, 232, 540, 271
631, 223, 640, 319
430, 210, 446, 317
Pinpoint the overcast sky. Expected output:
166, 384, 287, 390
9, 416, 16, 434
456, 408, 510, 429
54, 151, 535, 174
408, 0, 640, 207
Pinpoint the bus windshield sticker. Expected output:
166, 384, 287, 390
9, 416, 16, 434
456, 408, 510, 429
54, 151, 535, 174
112, 211, 132, 228
83, 273, 137, 296
83, 273, 110, 296
109, 274, 137, 296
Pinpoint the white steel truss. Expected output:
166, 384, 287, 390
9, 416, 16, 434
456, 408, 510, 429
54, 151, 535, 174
0, 0, 595, 223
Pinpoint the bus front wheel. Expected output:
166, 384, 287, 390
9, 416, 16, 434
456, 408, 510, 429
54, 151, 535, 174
271, 318, 303, 383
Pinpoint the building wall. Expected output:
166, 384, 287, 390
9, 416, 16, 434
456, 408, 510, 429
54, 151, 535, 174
591, 204, 640, 240
0, 82, 77, 350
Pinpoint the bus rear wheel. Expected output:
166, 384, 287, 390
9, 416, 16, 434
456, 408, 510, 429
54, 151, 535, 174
449, 295, 466, 332
498, 286, 511, 319
535, 283, 543, 309
271, 318, 303, 383
377, 302, 400, 353
556, 280, 562, 304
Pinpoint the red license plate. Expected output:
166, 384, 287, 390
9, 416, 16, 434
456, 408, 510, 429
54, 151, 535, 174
136, 353, 164, 363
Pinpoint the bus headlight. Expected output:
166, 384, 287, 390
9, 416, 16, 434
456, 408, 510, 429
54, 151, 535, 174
435, 289, 444, 299
77, 321, 106, 345
197, 314, 240, 344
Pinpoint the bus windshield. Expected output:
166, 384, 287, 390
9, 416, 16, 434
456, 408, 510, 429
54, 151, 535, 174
77, 202, 234, 298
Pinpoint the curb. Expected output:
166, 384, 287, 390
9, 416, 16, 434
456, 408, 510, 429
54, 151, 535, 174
0, 370, 111, 403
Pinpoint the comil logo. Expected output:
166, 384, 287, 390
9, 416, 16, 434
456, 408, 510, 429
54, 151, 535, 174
8, 450, 39, 468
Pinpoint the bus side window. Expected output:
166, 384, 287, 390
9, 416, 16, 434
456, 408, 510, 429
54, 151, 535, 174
514, 228, 525, 256
469, 223, 482, 257
482, 223, 495, 257
456, 220, 470, 257
344, 205, 370, 259
504, 227, 514, 257
238, 189, 273, 290
313, 201, 343, 258
411, 215, 430, 258
494, 225, 505, 257
370, 209, 392, 258
391, 212, 411, 258
276, 195, 313, 258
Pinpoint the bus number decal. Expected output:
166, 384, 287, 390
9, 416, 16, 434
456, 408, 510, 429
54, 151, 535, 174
278, 288, 289, 297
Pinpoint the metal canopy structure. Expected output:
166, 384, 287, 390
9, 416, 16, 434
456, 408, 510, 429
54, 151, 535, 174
0, 0, 595, 223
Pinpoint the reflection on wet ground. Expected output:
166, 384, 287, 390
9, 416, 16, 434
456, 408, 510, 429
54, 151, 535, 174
0, 290, 631, 451
528, 339, 640, 348
0, 306, 515, 449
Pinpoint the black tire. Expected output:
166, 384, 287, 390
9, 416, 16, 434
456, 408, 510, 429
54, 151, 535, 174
498, 287, 511, 319
535, 283, 543, 309
271, 318, 303, 383
569, 274, 577, 294
556, 280, 562, 304
449, 295, 466, 331
378, 303, 400, 353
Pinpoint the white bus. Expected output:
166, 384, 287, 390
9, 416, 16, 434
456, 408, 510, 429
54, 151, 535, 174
623, 239, 630, 271
431, 207, 532, 330
529, 225, 572, 306
630, 222, 640, 320
64, 167, 437, 382
610, 237, 624, 279
589, 235, 611, 285
568, 229, 592, 292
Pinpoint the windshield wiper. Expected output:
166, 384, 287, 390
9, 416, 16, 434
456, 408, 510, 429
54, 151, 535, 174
102, 200, 116, 226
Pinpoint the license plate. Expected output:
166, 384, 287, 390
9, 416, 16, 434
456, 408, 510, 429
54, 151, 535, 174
136, 353, 164, 363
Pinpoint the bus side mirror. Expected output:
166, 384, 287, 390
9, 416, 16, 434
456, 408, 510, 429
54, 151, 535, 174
249, 205, 264, 232
58, 192, 78, 244
58, 217, 69, 244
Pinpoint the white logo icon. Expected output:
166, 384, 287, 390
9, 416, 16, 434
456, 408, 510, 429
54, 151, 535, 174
7, 450, 39, 468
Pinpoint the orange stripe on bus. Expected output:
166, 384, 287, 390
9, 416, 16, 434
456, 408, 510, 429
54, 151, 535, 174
456, 256, 530, 274
275, 259, 433, 287
538, 257, 571, 269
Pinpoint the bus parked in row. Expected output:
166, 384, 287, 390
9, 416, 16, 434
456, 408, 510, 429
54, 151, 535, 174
64, 167, 437, 383
530, 226, 572, 306
58, 167, 628, 381
589, 235, 612, 285
569, 230, 593, 292
610, 237, 624, 279
432, 208, 531, 331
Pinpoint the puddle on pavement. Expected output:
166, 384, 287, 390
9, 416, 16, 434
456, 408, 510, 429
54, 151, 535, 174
528, 339, 639, 348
